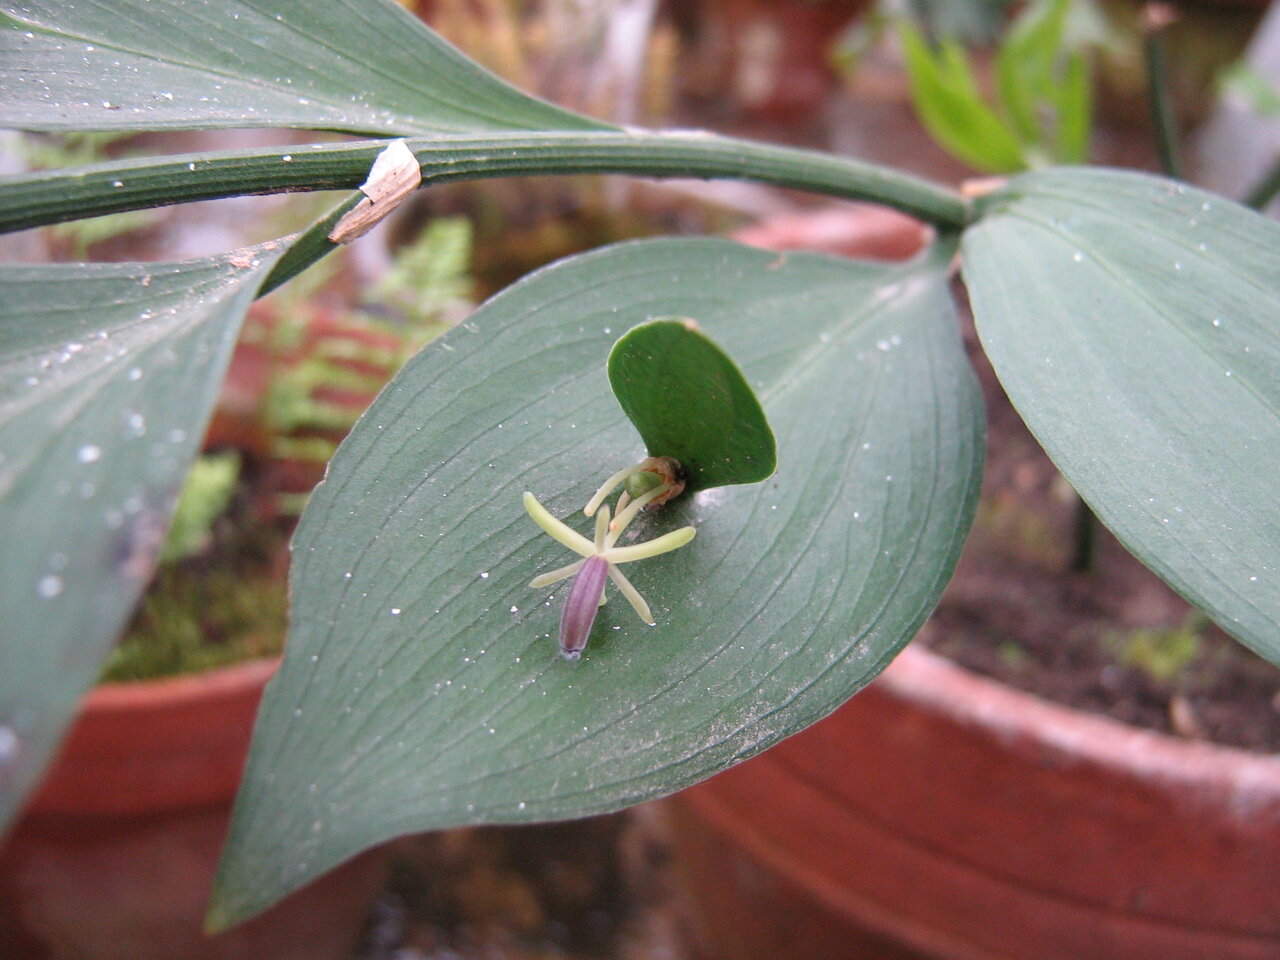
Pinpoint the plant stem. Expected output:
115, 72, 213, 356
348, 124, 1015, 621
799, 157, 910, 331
1142, 3, 1182, 180
1071, 494, 1100, 573
1243, 152, 1280, 210
0, 130, 970, 236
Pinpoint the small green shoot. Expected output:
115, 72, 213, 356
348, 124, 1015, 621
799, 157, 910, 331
1110, 615, 1206, 684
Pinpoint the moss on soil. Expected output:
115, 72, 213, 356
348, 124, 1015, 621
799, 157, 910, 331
100, 466, 289, 683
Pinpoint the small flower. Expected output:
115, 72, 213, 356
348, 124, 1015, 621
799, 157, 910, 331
524, 487, 695, 660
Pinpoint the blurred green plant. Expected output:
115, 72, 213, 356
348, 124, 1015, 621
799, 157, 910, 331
159, 451, 241, 564
102, 452, 288, 682
895, 0, 1112, 171
1218, 61, 1280, 210
101, 552, 289, 684
1110, 614, 1207, 684
1220, 60, 1280, 118
258, 217, 474, 513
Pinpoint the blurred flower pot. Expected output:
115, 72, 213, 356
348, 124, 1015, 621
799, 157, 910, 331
0, 659, 387, 960
731, 204, 929, 260
667, 643, 1280, 960
677, 0, 871, 128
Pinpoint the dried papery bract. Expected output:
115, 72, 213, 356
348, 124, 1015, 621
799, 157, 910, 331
523, 489, 695, 659
327, 139, 421, 244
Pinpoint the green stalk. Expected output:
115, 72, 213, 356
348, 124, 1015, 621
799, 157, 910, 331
0, 130, 970, 236
1243, 153, 1280, 211
1071, 495, 1100, 573
1142, 4, 1182, 180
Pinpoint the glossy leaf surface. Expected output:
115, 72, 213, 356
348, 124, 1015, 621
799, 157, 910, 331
608, 318, 776, 492
963, 167, 1280, 664
0, 0, 604, 135
0, 243, 286, 831
211, 237, 984, 927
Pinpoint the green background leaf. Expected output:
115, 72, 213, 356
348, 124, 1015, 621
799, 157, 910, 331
211, 237, 984, 927
996, 0, 1070, 143
608, 318, 776, 492
993, 0, 1092, 164
0, 243, 286, 831
897, 20, 1026, 173
0, 0, 605, 134
963, 168, 1280, 664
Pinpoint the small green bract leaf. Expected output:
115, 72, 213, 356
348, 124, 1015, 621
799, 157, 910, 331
607, 318, 776, 493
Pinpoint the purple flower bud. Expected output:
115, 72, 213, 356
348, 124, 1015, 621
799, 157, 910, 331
559, 554, 608, 659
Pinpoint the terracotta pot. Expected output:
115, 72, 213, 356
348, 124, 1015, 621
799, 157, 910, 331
24, 658, 279, 817
668, 644, 1280, 960
0, 658, 387, 960
677, 0, 871, 126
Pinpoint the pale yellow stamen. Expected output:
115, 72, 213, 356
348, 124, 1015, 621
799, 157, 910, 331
523, 491, 594, 557
529, 559, 586, 589
583, 463, 646, 517
605, 485, 666, 547
603, 526, 696, 563
523, 489, 696, 632
608, 565, 653, 624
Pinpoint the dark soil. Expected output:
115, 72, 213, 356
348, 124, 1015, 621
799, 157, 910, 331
357, 810, 686, 960
918, 298, 1280, 753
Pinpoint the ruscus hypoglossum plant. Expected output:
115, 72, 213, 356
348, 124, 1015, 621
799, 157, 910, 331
0, 0, 1276, 931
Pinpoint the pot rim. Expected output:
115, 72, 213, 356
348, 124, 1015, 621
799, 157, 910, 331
883, 643, 1280, 803
82, 655, 281, 715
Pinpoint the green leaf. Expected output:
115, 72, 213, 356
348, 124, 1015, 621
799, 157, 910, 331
995, 0, 1070, 144
210, 237, 984, 927
0, 242, 287, 833
607, 319, 776, 492
897, 20, 1026, 173
993, 0, 1093, 165
1055, 51, 1092, 164
962, 168, 1280, 665
0, 0, 605, 135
